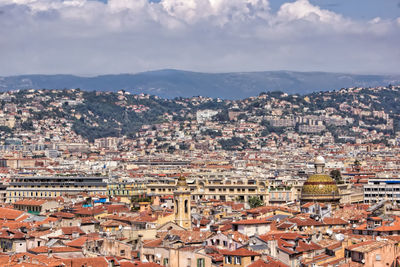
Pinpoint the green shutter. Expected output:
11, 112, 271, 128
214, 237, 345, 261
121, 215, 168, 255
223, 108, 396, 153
197, 258, 205, 267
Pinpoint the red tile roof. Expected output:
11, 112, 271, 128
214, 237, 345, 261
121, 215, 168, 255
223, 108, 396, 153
61, 257, 110, 267
248, 258, 288, 267
13, 199, 47, 206
232, 218, 271, 225
222, 248, 260, 256
61, 226, 85, 235
0, 207, 25, 221
322, 217, 348, 225
29, 246, 82, 254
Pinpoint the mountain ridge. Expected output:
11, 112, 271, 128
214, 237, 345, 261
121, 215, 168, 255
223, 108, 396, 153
1, 69, 399, 99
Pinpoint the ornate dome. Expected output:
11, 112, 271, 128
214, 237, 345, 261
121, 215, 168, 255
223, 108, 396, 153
301, 173, 339, 197
177, 175, 187, 187
300, 155, 340, 204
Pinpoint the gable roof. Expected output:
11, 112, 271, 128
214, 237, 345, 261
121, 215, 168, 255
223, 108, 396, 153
0, 207, 26, 221
222, 247, 260, 257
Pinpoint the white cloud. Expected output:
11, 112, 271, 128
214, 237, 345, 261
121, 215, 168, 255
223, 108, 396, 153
0, 0, 398, 75
277, 0, 342, 23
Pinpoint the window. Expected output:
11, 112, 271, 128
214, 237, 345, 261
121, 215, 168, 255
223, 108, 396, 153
120, 249, 125, 256
225, 256, 232, 264
163, 258, 169, 266
187, 258, 191, 267
197, 258, 205, 267
376, 254, 381, 261
235, 256, 242, 265
184, 199, 188, 213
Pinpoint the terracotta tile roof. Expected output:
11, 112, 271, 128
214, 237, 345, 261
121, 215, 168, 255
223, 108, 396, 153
258, 232, 307, 242
61, 257, 110, 267
143, 238, 163, 248
29, 246, 82, 254
13, 199, 47, 206
106, 205, 130, 214
232, 218, 271, 225
246, 205, 298, 215
50, 212, 75, 219
0, 253, 65, 266
222, 230, 249, 243
371, 217, 400, 232
248, 258, 288, 267
0, 221, 32, 230
285, 216, 324, 227
222, 247, 260, 256
74, 206, 105, 216
28, 229, 52, 238
0, 229, 25, 239
65, 236, 100, 248
0, 207, 25, 221
158, 229, 213, 244
322, 217, 348, 225
130, 262, 163, 267
101, 219, 129, 227
79, 217, 99, 224
61, 226, 85, 235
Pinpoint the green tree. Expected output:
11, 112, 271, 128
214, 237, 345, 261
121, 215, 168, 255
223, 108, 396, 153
353, 159, 361, 172
248, 196, 263, 209
330, 169, 342, 183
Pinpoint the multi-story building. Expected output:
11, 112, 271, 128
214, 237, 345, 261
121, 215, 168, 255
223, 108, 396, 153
147, 177, 269, 203
6, 176, 108, 203
364, 176, 400, 204
107, 181, 147, 203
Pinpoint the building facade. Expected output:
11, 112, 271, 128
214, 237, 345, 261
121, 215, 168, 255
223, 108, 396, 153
364, 176, 400, 204
6, 176, 107, 203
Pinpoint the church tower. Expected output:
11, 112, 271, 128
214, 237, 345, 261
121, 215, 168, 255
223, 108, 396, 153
174, 175, 192, 229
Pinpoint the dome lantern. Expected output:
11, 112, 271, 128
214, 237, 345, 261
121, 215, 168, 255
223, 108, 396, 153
314, 155, 325, 174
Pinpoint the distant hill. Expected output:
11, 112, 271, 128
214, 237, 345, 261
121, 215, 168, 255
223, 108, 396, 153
1, 69, 399, 99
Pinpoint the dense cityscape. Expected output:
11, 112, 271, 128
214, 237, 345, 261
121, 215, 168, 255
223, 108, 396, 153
0, 85, 399, 266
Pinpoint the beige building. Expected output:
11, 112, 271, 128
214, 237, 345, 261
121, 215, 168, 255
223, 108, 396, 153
6, 176, 107, 203
148, 178, 269, 204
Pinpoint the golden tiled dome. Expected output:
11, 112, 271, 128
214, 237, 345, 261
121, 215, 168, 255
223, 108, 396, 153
301, 174, 339, 197
177, 175, 187, 187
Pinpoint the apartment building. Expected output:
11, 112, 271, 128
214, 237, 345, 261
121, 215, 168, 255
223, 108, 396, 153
6, 176, 108, 203
364, 176, 400, 204
147, 178, 269, 203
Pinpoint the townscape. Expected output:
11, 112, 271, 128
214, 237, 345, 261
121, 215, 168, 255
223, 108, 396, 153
0, 85, 399, 266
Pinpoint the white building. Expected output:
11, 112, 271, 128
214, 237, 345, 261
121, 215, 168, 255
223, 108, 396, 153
364, 176, 400, 204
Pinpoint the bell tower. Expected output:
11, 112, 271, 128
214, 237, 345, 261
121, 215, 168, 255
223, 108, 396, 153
174, 175, 192, 229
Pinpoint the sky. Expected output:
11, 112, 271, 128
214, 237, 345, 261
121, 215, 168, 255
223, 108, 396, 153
0, 0, 399, 76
